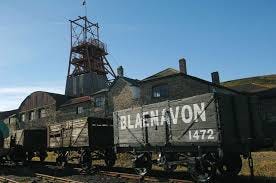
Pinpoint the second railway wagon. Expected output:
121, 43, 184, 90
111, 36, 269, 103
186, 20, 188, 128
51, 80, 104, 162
113, 92, 273, 181
1, 116, 116, 169
47, 117, 115, 168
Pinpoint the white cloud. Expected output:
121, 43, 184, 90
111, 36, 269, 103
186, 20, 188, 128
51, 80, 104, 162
0, 86, 64, 111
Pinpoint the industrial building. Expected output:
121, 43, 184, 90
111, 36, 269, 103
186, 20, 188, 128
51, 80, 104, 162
0, 16, 275, 146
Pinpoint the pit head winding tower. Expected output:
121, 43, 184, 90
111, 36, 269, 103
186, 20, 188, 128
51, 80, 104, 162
65, 16, 116, 97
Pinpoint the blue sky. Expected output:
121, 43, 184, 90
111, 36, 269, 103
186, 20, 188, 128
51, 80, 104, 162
0, 0, 276, 111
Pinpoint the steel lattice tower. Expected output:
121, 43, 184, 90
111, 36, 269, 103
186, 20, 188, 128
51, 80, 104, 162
65, 16, 116, 97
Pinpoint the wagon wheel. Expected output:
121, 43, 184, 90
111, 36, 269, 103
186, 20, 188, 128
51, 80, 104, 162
104, 149, 116, 168
133, 153, 152, 176
56, 153, 68, 168
80, 149, 92, 171
27, 152, 34, 161
162, 153, 178, 173
39, 151, 47, 162
188, 155, 217, 183
218, 154, 242, 177
9, 145, 25, 163
164, 164, 177, 173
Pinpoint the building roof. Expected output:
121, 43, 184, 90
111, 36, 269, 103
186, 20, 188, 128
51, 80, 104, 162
142, 68, 179, 81
0, 109, 18, 120
109, 68, 244, 95
109, 76, 140, 89
45, 92, 71, 105
141, 68, 243, 94
19, 91, 70, 112
91, 88, 109, 96
122, 77, 140, 86
227, 83, 270, 93
60, 96, 91, 107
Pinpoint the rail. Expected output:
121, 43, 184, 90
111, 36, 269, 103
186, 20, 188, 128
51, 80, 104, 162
0, 176, 19, 183
35, 173, 83, 183
99, 171, 193, 183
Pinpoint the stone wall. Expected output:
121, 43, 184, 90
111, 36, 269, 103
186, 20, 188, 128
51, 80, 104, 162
108, 79, 140, 112
140, 75, 236, 105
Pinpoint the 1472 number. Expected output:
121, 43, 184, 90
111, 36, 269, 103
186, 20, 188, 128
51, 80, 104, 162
188, 129, 215, 140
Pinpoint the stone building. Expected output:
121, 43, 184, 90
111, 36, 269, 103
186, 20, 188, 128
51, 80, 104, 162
109, 59, 241, 111
0, 58, 275, 151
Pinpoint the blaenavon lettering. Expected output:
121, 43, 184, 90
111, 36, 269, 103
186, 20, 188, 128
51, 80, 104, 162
120, 102, 206, 130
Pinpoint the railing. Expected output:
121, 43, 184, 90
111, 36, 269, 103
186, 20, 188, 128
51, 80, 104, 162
74, 38, 107, 53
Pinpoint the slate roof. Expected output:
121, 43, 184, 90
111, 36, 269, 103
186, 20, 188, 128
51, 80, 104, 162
122, 77, 140, 86
110, 68, 243, 95
60, 96, 91, 107
91, 88, 109, 96
141, 68, 243, 94
109, 76, 140, 89
142, 68, 179, 81
0, 109, 18, 120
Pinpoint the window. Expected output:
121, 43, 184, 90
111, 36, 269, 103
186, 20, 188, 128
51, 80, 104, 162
29, 111, 35, 121
152, 84, 169, 98
39, 109, 47, 118
76, 106, 84, 114
95, 96, 105, 108
21, 114, 26, 122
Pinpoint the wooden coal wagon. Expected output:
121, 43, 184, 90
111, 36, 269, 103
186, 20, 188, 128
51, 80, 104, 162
47, 117, 115, 168
113, 93, 273, 181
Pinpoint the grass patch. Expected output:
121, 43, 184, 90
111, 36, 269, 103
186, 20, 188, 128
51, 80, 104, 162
241, 151, 276, 177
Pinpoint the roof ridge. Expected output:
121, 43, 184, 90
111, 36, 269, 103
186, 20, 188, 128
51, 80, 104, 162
143, 67, 179, 81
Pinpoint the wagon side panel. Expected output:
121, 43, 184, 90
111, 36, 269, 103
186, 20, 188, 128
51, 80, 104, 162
88, 119, 114, 148
168, 94, 219, 146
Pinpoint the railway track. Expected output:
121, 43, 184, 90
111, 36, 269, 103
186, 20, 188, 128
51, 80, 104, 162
0, 176, 18, 183
35, 173, 83, 183
0, 174, 83, 183
99, 170, 193, 183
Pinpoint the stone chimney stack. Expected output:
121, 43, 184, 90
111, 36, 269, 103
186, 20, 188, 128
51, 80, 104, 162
117, 66, 124, 77
211, 71, 220, 84
179, 58, 187, 74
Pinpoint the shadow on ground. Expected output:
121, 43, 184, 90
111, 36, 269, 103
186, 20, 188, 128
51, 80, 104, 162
0, 163, 275, 183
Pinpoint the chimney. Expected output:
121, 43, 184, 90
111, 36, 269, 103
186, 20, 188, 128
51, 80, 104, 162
211, 71, 220, 84
117, 66, 124, 77
179, 58, 187, 74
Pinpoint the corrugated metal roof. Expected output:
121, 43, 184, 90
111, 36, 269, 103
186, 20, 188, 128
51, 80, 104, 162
19, 91, 70, 112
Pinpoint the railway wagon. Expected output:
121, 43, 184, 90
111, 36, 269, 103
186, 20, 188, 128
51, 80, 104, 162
1, 115, 47, 163
46, 117, 116, 168
113, 92, 273, 181
1, 116, 115, 169
12, 129, 47, 162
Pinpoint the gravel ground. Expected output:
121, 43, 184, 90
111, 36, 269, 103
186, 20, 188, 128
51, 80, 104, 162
0, 163, 275, 183
0, 165, 131, 183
